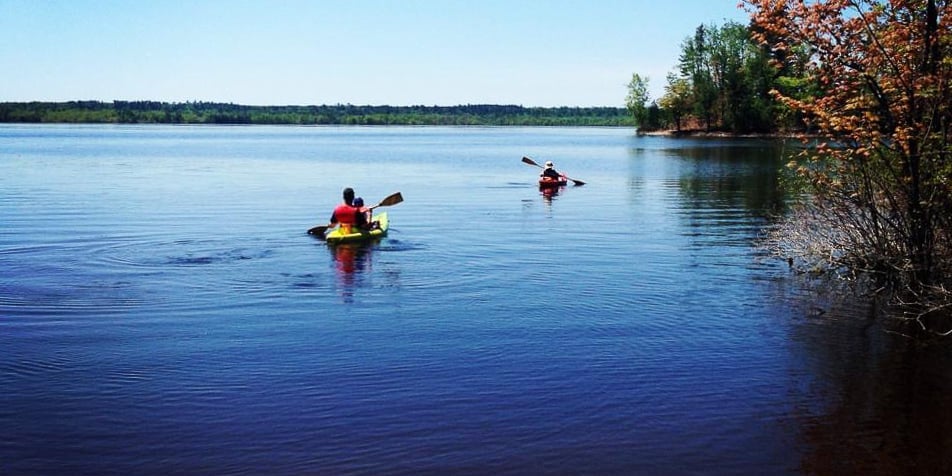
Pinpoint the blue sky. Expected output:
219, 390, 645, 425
1, 0, 750, 107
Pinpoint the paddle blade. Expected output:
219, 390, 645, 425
373, 192, 403, 209
570, 178, 586, 186
307, 225, 329, 240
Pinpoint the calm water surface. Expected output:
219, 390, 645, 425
2, 125, 951, 475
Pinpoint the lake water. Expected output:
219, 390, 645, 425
2, 124, 951, 475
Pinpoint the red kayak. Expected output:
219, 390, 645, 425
539, 175, 568, 188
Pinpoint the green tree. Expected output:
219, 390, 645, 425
664, 21, 787, 134
709, 21, 763, 132
680, 25, 719, 130
659, 73, 693, 131
625, 73, 651, 130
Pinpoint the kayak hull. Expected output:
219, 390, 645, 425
539, 176, 568, 188
325, 212, 389, 244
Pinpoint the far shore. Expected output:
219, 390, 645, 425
642, 128, 818, 140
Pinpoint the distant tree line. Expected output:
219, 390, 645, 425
0, 101, 634, 127
627, 20, 808, 134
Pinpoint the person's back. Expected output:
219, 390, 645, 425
541, 161, 562, 180
329, 187, 366, 233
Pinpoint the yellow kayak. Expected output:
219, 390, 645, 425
325, 212, 389, 244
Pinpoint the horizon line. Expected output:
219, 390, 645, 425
0, 100, 628, 109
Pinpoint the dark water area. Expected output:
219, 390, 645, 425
2, 124, 951, 475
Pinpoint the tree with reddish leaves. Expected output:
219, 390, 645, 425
745, 0, 952, 333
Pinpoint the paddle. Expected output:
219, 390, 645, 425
521, 156, 585, 186
307, 191, 404, 239
369, 191, 403, 210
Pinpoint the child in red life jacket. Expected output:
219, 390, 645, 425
353, 197, 379, 230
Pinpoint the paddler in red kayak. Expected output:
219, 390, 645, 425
540, 161, 562, 180
327, 187, 367, 234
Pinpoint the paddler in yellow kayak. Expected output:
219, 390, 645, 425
327, 187, 366, 234
307, 190, 402, 239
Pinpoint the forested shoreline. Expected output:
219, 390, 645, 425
625, 20, 807, 135
0, 101, 634, 127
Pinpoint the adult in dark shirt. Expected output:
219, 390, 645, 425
540, 161, 562, 180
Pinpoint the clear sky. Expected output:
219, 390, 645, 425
0, 0, 750, 107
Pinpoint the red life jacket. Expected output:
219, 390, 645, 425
333, 204, 359, 225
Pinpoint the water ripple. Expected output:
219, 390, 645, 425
82, 235, 275, 269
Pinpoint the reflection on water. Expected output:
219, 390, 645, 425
783, 296, 952, 474
627, 139, 789, 217
331, 243, 373, 275
539, 183, 565, 204
627, 136, 952, 474
329, 242, 374, 302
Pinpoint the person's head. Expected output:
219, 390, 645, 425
544, 161, 554, 169
342, 187, 355, 205
353, 197, 364, 207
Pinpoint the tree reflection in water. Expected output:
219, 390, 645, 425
787, 298, 952, 474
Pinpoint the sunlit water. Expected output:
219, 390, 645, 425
2, 125, 951, 475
